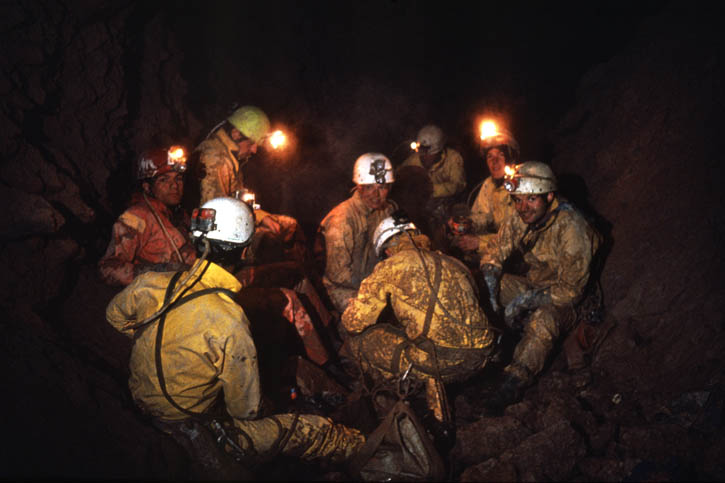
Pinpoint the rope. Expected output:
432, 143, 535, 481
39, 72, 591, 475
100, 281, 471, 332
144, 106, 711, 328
142, 192, 184, 263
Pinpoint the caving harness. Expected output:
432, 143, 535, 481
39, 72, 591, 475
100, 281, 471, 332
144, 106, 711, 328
148, 266, 301, 467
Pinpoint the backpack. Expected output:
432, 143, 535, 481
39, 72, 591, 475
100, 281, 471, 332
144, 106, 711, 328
349, 399, 446, 481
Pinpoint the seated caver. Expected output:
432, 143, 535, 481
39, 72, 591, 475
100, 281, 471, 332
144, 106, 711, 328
187, 105, 308, 268
479, 162, 602, 413
450, 124, 520, 262
105, 197, 365, 477
315, 153, 397, 316
99, 145, 196, 286
341, 212, 496, 427
400, 125, 466, 250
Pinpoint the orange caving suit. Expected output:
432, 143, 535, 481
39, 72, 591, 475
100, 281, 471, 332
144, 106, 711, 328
481, 198, 600, 383
99, 194, 196, 286
106, 259, 364, 464
341, 236, 495, 419
316, 190, 396, 313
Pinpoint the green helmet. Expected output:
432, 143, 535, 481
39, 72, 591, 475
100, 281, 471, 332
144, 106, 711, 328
227, 106, 271, 144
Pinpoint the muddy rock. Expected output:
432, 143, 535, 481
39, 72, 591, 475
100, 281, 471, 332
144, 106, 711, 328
452, 415, 532, 466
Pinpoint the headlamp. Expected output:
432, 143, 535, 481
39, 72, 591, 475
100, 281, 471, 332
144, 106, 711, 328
369, 158, 388, 184
191, 208, 216, 233
503, 164, 519, 192
167, 145, 187, 173
234, 189, 261, 210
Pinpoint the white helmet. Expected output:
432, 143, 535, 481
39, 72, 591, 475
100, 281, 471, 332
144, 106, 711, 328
190, 197, 255, 246
373, 212, 418, 257
352, 153, 395, 185
504, 161, 557, 195
416, 125, 445, 155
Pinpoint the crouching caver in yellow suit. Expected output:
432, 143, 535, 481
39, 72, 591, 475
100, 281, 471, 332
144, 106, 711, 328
480, 162, 601, 413
106, 197, 364, 476
341, 213, 496, 428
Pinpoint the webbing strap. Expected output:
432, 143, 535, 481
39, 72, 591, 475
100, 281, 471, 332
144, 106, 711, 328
154, 272, 236, 419
418, 254, 442, 342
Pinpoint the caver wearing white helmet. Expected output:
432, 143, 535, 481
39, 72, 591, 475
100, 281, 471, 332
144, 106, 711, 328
314, 153, 397, 313
503, 161, 557, 195
372, 211, 419, 258
399, 124, 466, 250
190, 197, 255, 265
351, 153, 395, 211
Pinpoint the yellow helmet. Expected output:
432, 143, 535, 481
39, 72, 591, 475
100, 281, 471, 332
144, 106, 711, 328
227, 106, 271, 144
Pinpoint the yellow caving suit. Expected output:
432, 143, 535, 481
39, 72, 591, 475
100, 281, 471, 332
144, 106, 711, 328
193, 129, 307, 266
481, 198, 600, 383
106, 259, 364, 464
399, 147, 466, 250
316, 190, 396, 313
469, 176, 517, 254
399, 147, 466, 200
342, 236, 495, 419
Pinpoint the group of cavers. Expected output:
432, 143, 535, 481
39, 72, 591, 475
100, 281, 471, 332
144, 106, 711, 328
99, 105, 606, 479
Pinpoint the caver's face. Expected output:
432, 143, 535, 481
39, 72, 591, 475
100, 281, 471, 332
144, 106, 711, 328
230, 128, 258, 158
486, 148, 507, 179
511, 192, 553, 225
358, 183, 391, 210
150, 172, 184, 206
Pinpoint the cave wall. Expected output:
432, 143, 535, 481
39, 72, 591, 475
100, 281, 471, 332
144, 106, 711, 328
1, 2, 199, 477
551, 5, 725, 398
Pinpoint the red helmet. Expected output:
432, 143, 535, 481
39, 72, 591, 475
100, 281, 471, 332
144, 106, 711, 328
137, 145, 188, 180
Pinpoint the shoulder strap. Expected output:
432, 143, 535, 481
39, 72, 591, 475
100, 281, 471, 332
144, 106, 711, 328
419, 254, 442, 341
154, 272, 236, 420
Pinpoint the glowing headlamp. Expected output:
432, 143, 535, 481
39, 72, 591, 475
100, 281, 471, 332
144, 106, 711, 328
503, 164, 519, 192
235, 189, 261, 210
167, 145, 187, 172
268, 130, 286, 150
479, 120, 498, 141
190, 208, 216, 233
410, 141, 419, 152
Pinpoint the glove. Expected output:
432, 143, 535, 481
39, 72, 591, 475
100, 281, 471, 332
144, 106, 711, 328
504, 288, 551, 330
481, 264, 502, 313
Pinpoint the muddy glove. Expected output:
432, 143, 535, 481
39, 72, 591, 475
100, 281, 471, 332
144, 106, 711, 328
481, 264, 502, 313
504, 288, 551, 330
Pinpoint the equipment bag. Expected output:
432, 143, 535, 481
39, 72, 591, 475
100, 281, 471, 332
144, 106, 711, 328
348, 399, 445, 482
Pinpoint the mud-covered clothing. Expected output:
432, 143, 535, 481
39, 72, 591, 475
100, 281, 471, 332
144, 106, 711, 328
342, 240, 495, 420
195, 129, 246, 205
399, 147, 466, 200
316, 190, 396, 313
106, 260, 259, 420
342, 245, 495, 380
481, 198, 600, 382
99, 194, 196, 286
469, 176, 516, 253
106, 260, 364, 464
481, 198, 599, 307
193, 129, 307, 265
